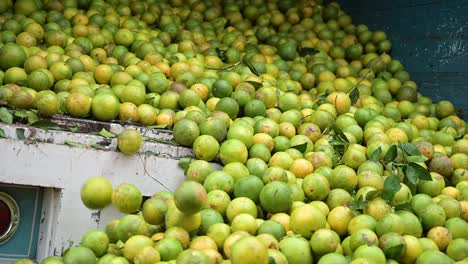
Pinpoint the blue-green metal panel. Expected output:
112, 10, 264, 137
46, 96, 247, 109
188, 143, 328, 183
338, 0, 468, 119
0, 184, 43, 261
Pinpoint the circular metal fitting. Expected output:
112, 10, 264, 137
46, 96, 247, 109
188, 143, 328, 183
0, 192, 20, 245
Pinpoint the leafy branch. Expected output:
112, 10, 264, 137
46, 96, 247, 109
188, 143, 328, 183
350, 142, 432, 211
346, 52, 387, 105
327, 128, 350, 166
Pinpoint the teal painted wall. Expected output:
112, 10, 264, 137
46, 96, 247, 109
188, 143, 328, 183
338, 0, 468, 120
0, 185, 43, 261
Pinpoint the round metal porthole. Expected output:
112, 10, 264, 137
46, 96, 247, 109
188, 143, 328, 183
0, 192, 20, 245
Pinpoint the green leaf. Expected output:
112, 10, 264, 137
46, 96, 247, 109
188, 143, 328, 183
335, 130, 349, 143
315, 96, 328, 106
401, 143, 421, 156
370, 147, 382, 162
329, 140, 346, 146
0, 128, 6, 138
332, 145, 345, 156
349, 88, 360, 105
384, 144, 398, 163
27, 111, 39, 124
116, 240, 125, 249
385, 244, 405, 260
298, 47, 319, 57
349, 198, 368, 211
68, 127, 80, 133
0, 107, 13, 124
275, 88, 281, 99
291, 142, 308, 153
31, 120, 60, 129
269, 256, 276, 264
406, 155, 428, 163
14, 110, 28, 118
90, 142, 109, 150
365, 190, 382, 200
99, 128, 115, 138
404, 164, 418, 185
382, 174, 401, 201
404, 177, 417, 195
149, 124, 168, 129
246, 80, 262, 89
394, 202, 414, 212
145, 93, 157, 99
331, 152, 340, 166
216, 47, 227, 62
178, 157, 193, 171
408, 162, 432, 181
65, 141, 86, 148
16, 128, 25, 140
243, 58, 260, 76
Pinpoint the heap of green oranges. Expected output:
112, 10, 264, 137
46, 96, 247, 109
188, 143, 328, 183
2, 0, 467, 264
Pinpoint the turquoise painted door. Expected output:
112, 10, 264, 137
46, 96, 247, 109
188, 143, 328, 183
0, 184, 43, 261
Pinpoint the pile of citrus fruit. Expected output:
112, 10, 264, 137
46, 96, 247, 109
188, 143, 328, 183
1, 0, 467, 263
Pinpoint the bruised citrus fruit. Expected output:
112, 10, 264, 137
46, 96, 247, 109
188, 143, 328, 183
66, 92, 92, 117
119, 102, 139, 122
165, 226, 190, 249
446, 238, 468, 261
309, 228, 341, 257
133, 246, 160, 264
176, 249, 210, 264
174, 181, 207, 214
137, 104, 158, 126
142, 197, 168, 226
231, 236, 269, 264
112, 183, 143, 214
185, 160, 215, 184
426, 226, 452, 251
302, 173, 330, 201
122, 235, 153, 262
192, 135, 219, 161
117, 129, 142, 155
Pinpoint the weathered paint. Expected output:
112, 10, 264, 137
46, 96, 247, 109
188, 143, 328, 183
338, 0, 468, 119
0, 123, 220, 262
